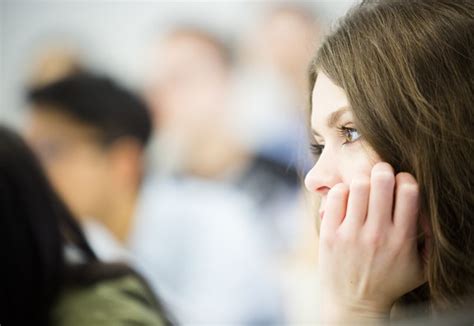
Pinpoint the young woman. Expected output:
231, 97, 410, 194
0, 126, 172, 325
304, 0, 473, 323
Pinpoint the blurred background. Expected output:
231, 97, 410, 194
1, 1, 357, 324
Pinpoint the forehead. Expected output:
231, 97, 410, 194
311, 71, 350, 127
160, 35, 225, 67
28, 106, 97, 139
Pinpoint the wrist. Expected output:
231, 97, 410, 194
321, 299, 391, 324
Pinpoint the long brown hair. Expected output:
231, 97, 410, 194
309, 0, 474, 313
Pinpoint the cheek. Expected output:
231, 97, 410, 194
48, 153, 109, 214
339, 142, 382, 184
316, 144, 380, 217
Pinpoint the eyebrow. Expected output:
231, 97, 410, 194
312, 107, 350, 137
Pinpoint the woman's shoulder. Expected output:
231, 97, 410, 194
51, 274, 166, 326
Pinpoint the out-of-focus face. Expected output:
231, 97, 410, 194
25, 108, 111, 220
262, 10, 317, 74
304, 71, 381, 219
147, 34, 230, 138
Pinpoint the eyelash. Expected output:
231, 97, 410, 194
337, 125, 361, 145
309, 125, 361, 157
309, 143, 325, 156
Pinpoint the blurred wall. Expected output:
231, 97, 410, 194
0, 0, 356, 128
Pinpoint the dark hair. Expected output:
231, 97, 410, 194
310, 0, 474, 313
27, 73, 153, 147
0, 126, 170, 325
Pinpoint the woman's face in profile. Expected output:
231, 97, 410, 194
305, 71, 381, 218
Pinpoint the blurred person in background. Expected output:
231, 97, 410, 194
145, 26, 315, 323
231, 4, 323, 257
25, 72, 281, 324
146, 27, 246, 178
27, 44, 85, 88
0, 125, 169, 325
26, 73, 152, 261
146, 24, 302, 259
235, 3, 321, 171
234, 5, 323, 323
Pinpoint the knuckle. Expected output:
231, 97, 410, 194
351, 176, 370, 191
362, 230, 385, 248
372, 162, 394, 175
395, 172, 418, 185
329, 183, 349, 198
372, 170, 395, 186
398, 181, 419, 197
335, 227, 356, 244
319, 232, 335, 247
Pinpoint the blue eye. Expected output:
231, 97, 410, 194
338, 126, 361, 144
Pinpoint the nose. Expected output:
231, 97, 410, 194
304, 151, 341, 196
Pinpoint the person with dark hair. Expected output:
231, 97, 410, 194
0, 125, 169, 325
26, 73, 152, 247
25, 71, 283, 324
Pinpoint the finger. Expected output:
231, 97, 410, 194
393, 172, 420, 237
321, 183, 349, 237
343, 175, 370, 228
366, 162, 395, 230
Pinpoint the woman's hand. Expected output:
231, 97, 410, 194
318, 162, 426, 323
